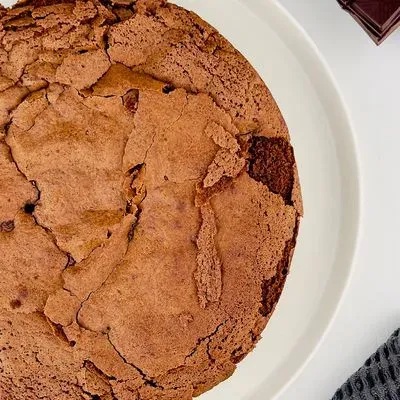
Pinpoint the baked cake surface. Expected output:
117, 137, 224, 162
0, 0, 302, 398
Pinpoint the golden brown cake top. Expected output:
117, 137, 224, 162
0, 1, 302, 398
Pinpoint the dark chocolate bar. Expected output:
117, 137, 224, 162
338, 0, 400, 44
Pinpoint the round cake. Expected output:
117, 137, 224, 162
0, 0, 302, 399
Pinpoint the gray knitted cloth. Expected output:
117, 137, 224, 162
332, 329, 400, 400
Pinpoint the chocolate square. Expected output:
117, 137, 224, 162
338, 0, 400, 44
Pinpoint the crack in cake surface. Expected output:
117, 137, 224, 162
194, 203, 222, 309
106, 332, 163, 390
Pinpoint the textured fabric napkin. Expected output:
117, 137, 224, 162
332, 329, 400, 399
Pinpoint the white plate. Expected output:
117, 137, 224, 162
2, 0, 360, 398
169, 1, 361, 399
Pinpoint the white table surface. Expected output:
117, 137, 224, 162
276, 1, 400, 399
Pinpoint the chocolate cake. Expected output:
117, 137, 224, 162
0, 0, 302, 398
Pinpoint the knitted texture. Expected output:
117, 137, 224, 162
332, 329, 400, 400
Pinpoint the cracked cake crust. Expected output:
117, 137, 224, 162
0, 0, 302, 399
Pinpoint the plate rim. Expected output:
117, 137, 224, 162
239, 1, 362, 398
